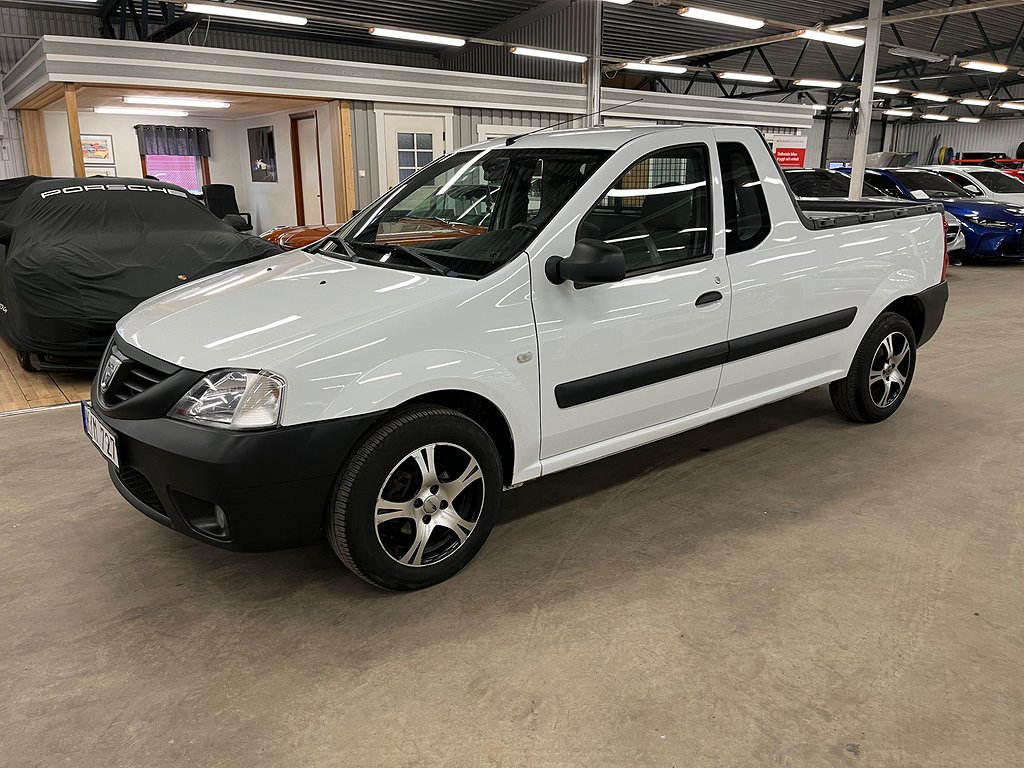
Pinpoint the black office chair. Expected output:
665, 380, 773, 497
202, 184, 253, 232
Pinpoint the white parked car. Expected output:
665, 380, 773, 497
84, 126, 949, 590
922, 164, 1024, 205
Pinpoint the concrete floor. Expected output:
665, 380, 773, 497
2, 265, 1022, 768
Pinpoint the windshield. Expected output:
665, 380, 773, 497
318, 147, 611, 278
971, 169, 1024, 193
891, 169, 967, 199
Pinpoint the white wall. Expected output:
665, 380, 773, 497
43, 111, 242, 186
235, 103, 338, 232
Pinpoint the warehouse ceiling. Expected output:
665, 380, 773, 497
16, 0, 1024, 106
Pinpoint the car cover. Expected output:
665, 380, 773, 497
0, 177, 283, 361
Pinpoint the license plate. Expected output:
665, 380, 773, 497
82, 402, 119, 468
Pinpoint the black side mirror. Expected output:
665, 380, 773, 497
0, 220, 13, 247
546, 238, 626, 287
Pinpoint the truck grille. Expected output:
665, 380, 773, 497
116, 465, 166, 515
102, 356, 173, 406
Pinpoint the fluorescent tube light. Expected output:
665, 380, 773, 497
870, 85, 901, 95
888, 46, 946, 63
959, 97, 992, 106
797, 28, 865, 47
95, 107, 189, 117
884, 109, 914, 117
829, 23, 865, 31
959, 60, 1008, 73
677, 6, 765, 29
921, 113, 949, 121
794, 78, 843, 88
998, 101, 1024, 110
369, 27, 466, 46
719, 71, 773, 83
811, 104, 827, 111
123, 96, 229, 109
957, 117, 982, 123
623, 62, 688, 74
913, 91, 949, 102
509, 47, 587, 63
603, 0, 633, 4
183, 3, 307, 25
840, 106, 856, 112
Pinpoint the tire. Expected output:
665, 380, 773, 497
830, 312, 917, 424
16, 350, 39, 372
327, 406, 502, 591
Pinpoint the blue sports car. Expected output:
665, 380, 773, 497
838, 167, 1024, 260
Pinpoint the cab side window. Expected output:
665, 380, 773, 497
718, 142, 770, 254
578, 145, 710, 274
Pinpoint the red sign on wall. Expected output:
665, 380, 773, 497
774, 147, 807, 168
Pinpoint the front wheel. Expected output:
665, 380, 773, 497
16, 350, 39, 372
327, 406, 502, 590
830, 312, 917, 423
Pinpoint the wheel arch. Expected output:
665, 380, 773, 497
400, 390, 516, 487
881, 294, 926, 343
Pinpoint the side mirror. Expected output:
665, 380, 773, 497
0, 220, 13, 247
546, 238, 626, 287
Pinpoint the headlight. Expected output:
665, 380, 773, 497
171, 370, 286, 429
962, 214, 1014, 229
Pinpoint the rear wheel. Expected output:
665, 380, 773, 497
16, 350, 39, 372
830, 312, 917, 423
327, 406, 502, 590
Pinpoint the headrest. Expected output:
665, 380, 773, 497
640, 182, 703, 230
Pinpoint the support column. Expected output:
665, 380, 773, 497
584, 0, 602, 126
819, 109, 832, 168
64, 83, 85, 177
19, 110, 51, 176
849, 0, 882, 200
332, 99, 358, 220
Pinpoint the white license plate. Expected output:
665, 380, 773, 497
82, 402, 119, 469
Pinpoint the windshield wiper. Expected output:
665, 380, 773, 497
358, 242, 466, 278
307, 233, 357, 259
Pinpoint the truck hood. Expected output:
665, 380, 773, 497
117, 249, 469, 372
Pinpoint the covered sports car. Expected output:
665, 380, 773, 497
0, 176, 282, 370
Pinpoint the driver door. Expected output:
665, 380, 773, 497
530, 135, 731, 460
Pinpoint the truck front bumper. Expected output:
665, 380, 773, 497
98, 408, 381, 551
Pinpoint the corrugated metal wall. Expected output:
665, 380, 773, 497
805, 116, 885, 167
894, 120, 1024, 162
452, 108, 573, 146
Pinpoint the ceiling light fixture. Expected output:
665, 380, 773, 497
959, 60, 1008, 73
369, 27, 466, 46
959, 97, 992, 106
794, 78, 843, 88
998, 101, 1024, 110
123, 96, 230, 109
718, 71, 774, 83
182, 3, 307, 25
677, 6, 765, 29
622, 62, 688, 74
95, 107, 189, 117
811, 104, 827, 110
840, 106, 857, 112
884, 109, 914, 117
957, 117, 982, 123
870, 85, 901, 95
509, 47, 588, 63
797, 28, 865, 47
912, 91, 949, 102
921, 113, 949, 121
829, 23, 866, 31
887, 46, 946, 63
602, 0, 633, 4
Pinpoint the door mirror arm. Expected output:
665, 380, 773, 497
546, 238, 626, 288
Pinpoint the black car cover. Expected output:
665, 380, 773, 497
0, 177, 282, 361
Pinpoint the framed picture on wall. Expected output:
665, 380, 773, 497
86, 167, 118, 178
80, 134, 115, 165
247, 126, 278, 183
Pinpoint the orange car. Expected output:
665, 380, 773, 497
261, 218, 487, 250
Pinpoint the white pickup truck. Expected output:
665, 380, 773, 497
84, 125, 949, 590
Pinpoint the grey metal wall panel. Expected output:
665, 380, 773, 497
894, 119, 1024, 161
452, 108, 574, 147
350, 100, 379, 207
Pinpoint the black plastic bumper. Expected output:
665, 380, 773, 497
94, 408, 382, 550
916, 280, 948, 347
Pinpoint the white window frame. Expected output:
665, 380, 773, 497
374, 105, 454, 195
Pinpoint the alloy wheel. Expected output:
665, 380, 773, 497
374, 442, 486, 567
868, 331, 911, 408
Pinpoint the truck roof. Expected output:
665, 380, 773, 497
471, 124, 709, 151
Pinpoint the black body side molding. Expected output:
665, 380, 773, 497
554, 307, 858, 409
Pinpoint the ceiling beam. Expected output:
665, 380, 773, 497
440, 0, 572, 63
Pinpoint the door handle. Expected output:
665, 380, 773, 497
695, 291, 723, 306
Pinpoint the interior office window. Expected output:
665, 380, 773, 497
718, 142, 770, 254
579, 145, 710, 274
397, 132, 435, 182
141, 154, 206, 194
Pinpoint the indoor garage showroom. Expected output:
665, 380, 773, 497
2, 0, 1023, 764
